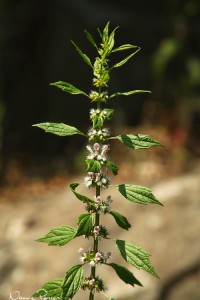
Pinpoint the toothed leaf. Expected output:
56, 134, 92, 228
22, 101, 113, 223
32, 279, 63, 298
115, 240, 159, 278
117, 184, 163, 205
62, 265, 84, 299
33, 122, 85, 137
76, 213, 94, 237
36, 225, 76, 246
112, 134, 162, 149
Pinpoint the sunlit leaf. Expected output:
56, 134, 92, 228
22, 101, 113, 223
32, 279, 63, 298
33, 122, 86, 137
110, 90, 151, 98
50, 81, 88, 97
111, 48, 140, 69
76, 213, 94, 237
71, 40, 93, 68
112, 44, 138, 53
84, 30, 98, 49
115, 240, 159, 278
62, 265, 83, 299
36, 225, 76, 246
86, 159, 101, 173
117, 184, 163, 205
110, 134, 162, 149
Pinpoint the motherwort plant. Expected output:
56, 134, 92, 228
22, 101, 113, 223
32, 22, 163, 300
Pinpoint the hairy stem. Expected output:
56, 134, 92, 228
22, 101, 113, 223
89, 185, 101, 300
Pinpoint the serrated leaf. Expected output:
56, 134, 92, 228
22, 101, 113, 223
84, 30, 98, 49
70, 182, 94, 204
76, 213, 94, 237
113, 134, 162, 149
110, 90, 151, 99
32, 278, 63, 298
86, 159, 101, 173
107, 263, 142, 286
117, 184, 162, 205
111, 44, 138, 53
110, 211, 131, 230
106, 160, 118, 175
33, 122, 86, 137
115, 240, 159, 278
50, 81, 88, 97
112, 48, 140, 69
36, 225, 76, 246
62, 265, 83, 299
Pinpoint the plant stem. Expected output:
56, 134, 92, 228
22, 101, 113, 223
89, 185, 101, 300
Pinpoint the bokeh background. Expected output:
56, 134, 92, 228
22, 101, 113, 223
0, 1, 200, 300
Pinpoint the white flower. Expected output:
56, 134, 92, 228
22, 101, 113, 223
89, 260, 95, 266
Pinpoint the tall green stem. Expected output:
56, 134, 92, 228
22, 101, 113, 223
89, 185, 101, 300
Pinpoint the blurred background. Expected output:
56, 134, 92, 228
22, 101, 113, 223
0, 0, 200, 300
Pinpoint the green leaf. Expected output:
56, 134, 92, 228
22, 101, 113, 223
117, 184, 163, 205
102, 22, 110, 43
115, 240, 159, 278
36, 225, 76, 246
32, 278, 63, 298
111, 44, 138, 53
70, 182, 94, 204
107, 263, 142, 287
84, 30, 98, 49
50, 81, 88, 97
71, 40, 93, 68
110, 211, 131, 230
104, 108, 114, 119
62, 265, 83, 300
107, 26, 119, 53
112, 48, 140, 69
86, 159, 101, 173
110, 90, 151, 98
33, 122, 86, 137
76, 213, 94, 237
112, 134, 162, 149
106, 160, 119, 175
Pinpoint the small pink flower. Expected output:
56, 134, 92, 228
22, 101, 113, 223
89, 279, 95, 286
93, 143, 100, 151
93, 226, 100, 233
77, 247, 84, 254
95, 196, 101, 203
95, 252, 102, 260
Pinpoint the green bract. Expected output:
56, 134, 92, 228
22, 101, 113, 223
33, 22, 163, 300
